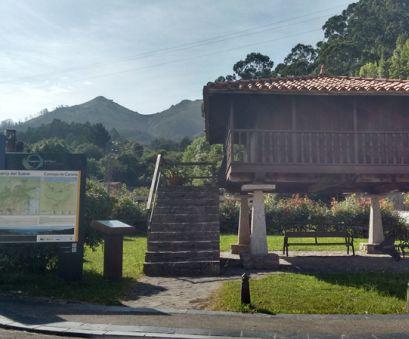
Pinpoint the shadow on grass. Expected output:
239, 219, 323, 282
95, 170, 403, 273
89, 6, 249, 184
0, 269, 165, 306
281, 255, 409, 300
310, 272, 409, 301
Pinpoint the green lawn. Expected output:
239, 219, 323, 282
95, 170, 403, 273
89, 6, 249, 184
220, 234, 367, 252
0, 235, 390, 307
211, 272, 409, 314
0, 237, 146, 305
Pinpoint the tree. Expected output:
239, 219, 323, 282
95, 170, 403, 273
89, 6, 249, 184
389, 35, 409, 79
359, 62, 379, 78
90, 123, 111, 149
358, 35, 409, 79
182, 136, 223, 183
30, 138, 71, 154
317, 0, 409, 75
214, 74, 237, 83
275, 44, 317, 76
233, 52, 274, 80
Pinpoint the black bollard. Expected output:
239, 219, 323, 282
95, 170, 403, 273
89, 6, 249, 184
241, 273, 251, 305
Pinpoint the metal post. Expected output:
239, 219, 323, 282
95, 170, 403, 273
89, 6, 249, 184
5, 129, 16, 152
241, 273, 251, 305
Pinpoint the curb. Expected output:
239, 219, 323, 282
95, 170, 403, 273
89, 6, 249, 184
0, 316, 262, 338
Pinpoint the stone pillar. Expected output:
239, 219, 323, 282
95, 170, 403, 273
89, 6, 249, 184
231, 196, 250, 254
250, 190, 268, 256
240, 184, 278, 269
368, 195, 384, 245
359, 195, 385, 254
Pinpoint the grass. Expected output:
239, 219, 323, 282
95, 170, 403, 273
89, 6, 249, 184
0, 236, 146, 305
0, 235, 390, 307
220, 234, 367, 252
211, 272, 409, 314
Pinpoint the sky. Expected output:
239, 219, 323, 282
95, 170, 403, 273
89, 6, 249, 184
0, 0, 352, 122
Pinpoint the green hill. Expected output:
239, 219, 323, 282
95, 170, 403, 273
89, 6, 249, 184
19, 96, 203, 143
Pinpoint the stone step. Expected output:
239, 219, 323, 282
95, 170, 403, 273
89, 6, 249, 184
151, 214, 219, 223
147, 240, 219, 252
154, 206, 219, 215
158, 186, 218, 193
143, 260, 220, 276
145, 250, 219, 262
156, 198, 219, 206
149, 221, 219, 233
148, 231, 219, 242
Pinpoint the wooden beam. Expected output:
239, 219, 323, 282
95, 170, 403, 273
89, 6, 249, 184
353, 97, 359, 163
291, 97, 297, 162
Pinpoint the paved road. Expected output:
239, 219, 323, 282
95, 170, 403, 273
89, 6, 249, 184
1, 297, 409, 338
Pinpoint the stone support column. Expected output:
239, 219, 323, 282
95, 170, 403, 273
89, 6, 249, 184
368, 195, 384, 245
240, 184, 278, 269
359, 194, 385, 254
250, 190, 268, 256
231, 196, 250, 254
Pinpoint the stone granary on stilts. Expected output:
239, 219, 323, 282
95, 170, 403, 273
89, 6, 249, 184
203, 75, 409, 266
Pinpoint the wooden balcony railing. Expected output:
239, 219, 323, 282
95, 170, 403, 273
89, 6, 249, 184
227, 129, 409, 167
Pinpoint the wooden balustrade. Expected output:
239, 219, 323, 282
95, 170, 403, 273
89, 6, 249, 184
226, 129, 409, 166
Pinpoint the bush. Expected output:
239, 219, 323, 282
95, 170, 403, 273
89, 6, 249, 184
84, 180, 113, 248
111, 185, 147, 233
219, 198, 239, 233
0, 244, 60, 273
219, 193, 406, 237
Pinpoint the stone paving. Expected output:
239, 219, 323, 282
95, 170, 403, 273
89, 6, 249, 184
123, 251, 409, 310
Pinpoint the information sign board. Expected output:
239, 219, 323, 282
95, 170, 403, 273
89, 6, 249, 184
0, 170, 80, 243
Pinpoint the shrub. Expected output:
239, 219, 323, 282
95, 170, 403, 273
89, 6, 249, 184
219, 193, 406, 237
83, 179, 113, 248
111, 185, 147, 233
219, 198, 239, 233
0, 244, 60, 273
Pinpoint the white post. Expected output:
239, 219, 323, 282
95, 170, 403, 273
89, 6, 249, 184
368, 195, 384, 245
250, 190, 268, 256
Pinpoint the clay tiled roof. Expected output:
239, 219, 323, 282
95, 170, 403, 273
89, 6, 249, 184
204, 75, 409, 95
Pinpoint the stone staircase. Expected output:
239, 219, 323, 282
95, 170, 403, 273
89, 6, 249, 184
144, 185, 220, 276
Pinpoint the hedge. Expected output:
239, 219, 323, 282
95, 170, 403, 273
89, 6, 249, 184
220, 194, 409, 240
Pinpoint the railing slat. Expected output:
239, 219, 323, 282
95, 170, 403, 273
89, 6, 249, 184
226, 129, 409, 166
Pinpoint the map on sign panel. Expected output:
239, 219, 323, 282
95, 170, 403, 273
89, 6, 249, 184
0, 170, 80, 243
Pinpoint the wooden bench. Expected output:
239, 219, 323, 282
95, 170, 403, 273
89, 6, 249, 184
397, 241, 409, 258
283, 231, 355, 257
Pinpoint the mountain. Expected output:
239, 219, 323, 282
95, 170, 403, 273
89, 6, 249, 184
18, 97, 204, 143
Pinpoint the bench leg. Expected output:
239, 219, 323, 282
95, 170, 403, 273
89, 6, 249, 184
282, 237, 286, 255
345, 237, 349, 255
351, 237, 355, 256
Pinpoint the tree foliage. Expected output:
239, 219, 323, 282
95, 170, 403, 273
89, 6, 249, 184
275, 44, 318, 76
359, 35, 409, 79
216, 53, 274, 81
217, 0, 409, 79
317, 0, 409, 75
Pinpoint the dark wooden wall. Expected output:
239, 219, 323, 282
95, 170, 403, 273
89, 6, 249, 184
233, 95, 409, 132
